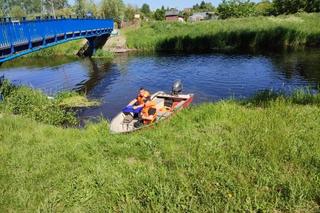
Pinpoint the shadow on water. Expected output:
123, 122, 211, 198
74, 58, 113, 94
269, 49, 320, 84
0, 56, 78, 69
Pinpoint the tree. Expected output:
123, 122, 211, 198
255, 0, 273, 16
193, 3, 200, 11
45, 0, 57, 18
124, 4, 138, 21
193, 1, 215, 12
200, 1, 215, 11
10, 5, 27, 19
0, 0, 4, 16
273, 0, 307, 15
1, 0, 42, 17
86, 0, 98, 16
182, 9, 192, 21
141, 3, 151, 16
217, 0, 256, 19
153, 6, 165, 20
306, 0, 320, 12
100, 0, 125, 27
56, 7, 73, 17
75, 0, 86, 17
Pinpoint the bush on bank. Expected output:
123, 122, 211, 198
0, 82, 77, 126
0, 80, 100, 126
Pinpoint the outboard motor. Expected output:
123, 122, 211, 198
172, 80, 183, 95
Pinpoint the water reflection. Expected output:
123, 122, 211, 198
75, 59, 113, 93
270, 49, 320, 85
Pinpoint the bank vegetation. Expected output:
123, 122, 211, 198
126, 13, 320, 52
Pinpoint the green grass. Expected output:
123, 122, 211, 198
0, 56, 77, 69
0, 91, 320, 211
126, 13, 320, 52
92, 49, 114, 59
27, 39, 85, 58
22, 39, 114, 61
56, 91, 101, 108
0, 85, 77, 126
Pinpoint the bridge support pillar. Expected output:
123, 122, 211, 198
77, 34, 110, 57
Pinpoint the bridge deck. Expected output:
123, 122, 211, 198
0, 18, 114, 63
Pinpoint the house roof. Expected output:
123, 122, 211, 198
191, 12, 208, 17
190, 12, 217, 18
165, 9, 180, 17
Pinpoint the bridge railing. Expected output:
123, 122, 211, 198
0, 18, 114, 62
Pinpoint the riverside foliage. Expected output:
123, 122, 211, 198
0, 80, 102, 126
0, 90, 319, 211
0, 81, 77, 126
126, 13, 320, 52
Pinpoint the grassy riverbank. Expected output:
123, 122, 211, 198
0, 90, 320, 211
0, 81, 99, 126
23, 39, 114, 60
28, 40, 84, 57
126, 13, 320, 52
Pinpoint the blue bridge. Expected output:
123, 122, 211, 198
0, 17, 114, 64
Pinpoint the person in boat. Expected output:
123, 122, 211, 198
134, 95, 158, 128
122, 88, 150, 116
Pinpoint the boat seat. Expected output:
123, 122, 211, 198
155, 98, 165, 108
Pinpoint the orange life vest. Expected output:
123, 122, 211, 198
142, 100, 157, 124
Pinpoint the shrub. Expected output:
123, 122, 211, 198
1, 82, 77, 126
0, 79, 16, 98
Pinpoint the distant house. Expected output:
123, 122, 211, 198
165, 9, 184, 22
134, 14, 141, 19
189, 12, 218, 22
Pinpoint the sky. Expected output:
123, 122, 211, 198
69, 0, 260, 10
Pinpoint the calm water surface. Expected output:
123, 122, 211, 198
1, 50, 319, 120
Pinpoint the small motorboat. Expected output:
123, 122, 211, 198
110, 81, 194, 133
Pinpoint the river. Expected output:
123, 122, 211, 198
1, 49, 319, 120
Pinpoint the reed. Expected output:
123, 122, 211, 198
126, 13, 320, 52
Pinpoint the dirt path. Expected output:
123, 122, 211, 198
103, 31, 133, 53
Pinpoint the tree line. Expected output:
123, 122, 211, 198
217, 0, 320, 19
1, 0, 319, 22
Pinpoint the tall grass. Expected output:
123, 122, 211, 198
126, 13, 320, 52
0, 91, 320, 211
92, 49, 114, 59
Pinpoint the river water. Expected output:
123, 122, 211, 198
1, 50, 319, 120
